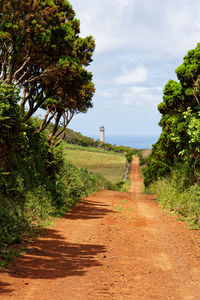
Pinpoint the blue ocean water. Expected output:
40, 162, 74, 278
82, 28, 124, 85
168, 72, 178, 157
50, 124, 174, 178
91, 135, 159, 149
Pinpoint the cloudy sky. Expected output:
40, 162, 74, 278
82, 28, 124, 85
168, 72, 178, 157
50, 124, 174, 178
68, 0, 200, 141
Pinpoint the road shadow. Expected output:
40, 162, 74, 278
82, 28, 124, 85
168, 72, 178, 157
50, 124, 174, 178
0, 197, 112, 293
65, 199, 113, 220
4, 228, 106, 282
0, 281, 13, 295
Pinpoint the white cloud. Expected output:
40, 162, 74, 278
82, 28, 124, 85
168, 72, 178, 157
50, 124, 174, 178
114, 65, 148, 85
67, 0, 200, 137
97, 88, 119, 100
70, 0, 136, 54
118, 0, 135, 9
71, 0, 200, 57
166, 10, 192, 31
122, 86, 162, 106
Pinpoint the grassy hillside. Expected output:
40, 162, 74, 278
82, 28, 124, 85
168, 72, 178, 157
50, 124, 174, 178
63, 143, 126, 184
47, 124, 140, 154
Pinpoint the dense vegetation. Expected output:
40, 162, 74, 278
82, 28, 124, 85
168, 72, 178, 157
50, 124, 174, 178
144, 43, 200, 226
0, 0, 137, 261
0, 0, 114, 265
0, 0, 145, 265
0, 0, 95, 147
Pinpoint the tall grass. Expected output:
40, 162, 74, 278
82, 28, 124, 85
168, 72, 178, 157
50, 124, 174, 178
154, 165, 200, 227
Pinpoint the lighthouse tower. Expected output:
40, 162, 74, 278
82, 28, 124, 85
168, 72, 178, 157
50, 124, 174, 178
100, 125, 105, 143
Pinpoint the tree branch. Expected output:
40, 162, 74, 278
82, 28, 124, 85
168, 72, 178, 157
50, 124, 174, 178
50, 110, 75, 147
48, 112, 62, 145
193, 77, 200, 105
22, 94, 46, 122
36, 109, 57, 133
15, 69, 29, 86
21, 67, 54, 86
0, 54, 9, 81
12, 56, 30, 84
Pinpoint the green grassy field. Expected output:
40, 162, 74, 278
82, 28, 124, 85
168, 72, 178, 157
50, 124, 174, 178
63, 143, 126, 184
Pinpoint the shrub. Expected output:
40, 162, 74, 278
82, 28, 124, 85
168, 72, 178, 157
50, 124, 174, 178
64, 160, 115, 207
0, 81, 115, 265
155, 162, 200, 227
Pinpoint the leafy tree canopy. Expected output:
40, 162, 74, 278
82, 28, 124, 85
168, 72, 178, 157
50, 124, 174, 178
0, 0, 95, 146
144, 43, 200, 185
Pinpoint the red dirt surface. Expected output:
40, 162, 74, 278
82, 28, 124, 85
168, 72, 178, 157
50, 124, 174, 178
1, 157, 200, 299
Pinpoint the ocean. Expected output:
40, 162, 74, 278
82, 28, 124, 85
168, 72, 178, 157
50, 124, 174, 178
91, 135, 159, 149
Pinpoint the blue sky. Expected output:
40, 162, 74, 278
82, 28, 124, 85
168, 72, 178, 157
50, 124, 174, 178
68, 0, 200, 140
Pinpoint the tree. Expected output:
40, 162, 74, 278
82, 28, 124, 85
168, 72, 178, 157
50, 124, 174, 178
0, 0, 95, 145
144, 43, 200, 185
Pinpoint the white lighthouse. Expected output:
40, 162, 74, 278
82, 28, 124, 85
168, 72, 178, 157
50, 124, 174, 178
100, 125, 105, 143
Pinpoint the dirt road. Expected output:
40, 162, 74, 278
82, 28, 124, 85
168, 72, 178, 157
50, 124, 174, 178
1, 157, 200, 299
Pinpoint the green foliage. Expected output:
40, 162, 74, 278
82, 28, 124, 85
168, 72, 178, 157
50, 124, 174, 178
0, 81, 20, 124
0, 110, 66, 259
0, 81, 21, 169
62, 128, 99, 147
143, 132, 177, 186
144, 43, 200, 186
0, 82, 113, 265
125, 151, 135, 163
158, 80, 184, 116
115, 180, 126, 190
139, 39, 200, 229
60, 127, 138, 155
115, 179, 130, 192
170, 107, 200, 157
63, 142, 116, 154
64, 161, 114, 206
24, 187, 54, 226
155, 165, 200, 227
0, 194, 28, 248
102, 142, 138, 154
0, 0, 95, 146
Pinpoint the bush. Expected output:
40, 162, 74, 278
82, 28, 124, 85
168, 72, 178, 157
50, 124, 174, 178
0, 82, 115, 264
155, 162, 200, 227
125, 151, 135, 163
64, 160, 115, 207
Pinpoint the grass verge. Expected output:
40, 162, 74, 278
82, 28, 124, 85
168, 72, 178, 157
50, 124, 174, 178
154, 177, 200, 228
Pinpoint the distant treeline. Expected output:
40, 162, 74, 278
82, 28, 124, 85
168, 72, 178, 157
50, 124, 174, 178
52, 125, 140, 155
